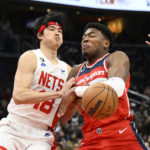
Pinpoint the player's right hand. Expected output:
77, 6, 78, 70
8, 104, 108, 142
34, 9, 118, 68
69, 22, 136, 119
145, 34, 150, 46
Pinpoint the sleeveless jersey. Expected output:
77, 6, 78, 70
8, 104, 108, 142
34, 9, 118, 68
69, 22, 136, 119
7, 49, 69, 130
76, 53, 133, 133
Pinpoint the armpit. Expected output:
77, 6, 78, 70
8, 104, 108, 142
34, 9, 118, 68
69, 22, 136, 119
67, 65, 81, 80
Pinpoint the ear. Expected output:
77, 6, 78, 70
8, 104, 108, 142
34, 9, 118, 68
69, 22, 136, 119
103, 40, 110, 50
37, 32, 42, 40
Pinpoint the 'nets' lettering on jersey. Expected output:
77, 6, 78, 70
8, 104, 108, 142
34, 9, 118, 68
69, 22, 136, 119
38, 70, 64, 91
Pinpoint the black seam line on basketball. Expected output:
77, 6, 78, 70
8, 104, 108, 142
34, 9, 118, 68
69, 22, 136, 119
91, 87, 113, 91
85, 87, 106, 110
91, 86, 105, 89
96, 85, 109, 117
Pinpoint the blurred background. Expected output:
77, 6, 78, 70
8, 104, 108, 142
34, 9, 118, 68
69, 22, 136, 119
0, 0, 150, 149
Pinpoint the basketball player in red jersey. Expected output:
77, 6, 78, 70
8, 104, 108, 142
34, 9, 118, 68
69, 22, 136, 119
58, 22, 148, 150
0, 11, 75, 150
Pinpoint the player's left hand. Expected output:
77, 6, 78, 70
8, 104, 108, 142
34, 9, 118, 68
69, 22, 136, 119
61, 77, 76, 95
58, 87, 77, 117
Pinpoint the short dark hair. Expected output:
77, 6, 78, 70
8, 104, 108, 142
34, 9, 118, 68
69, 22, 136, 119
33, 11, 66, 48
34, 11, 65, 34
84, 22, 114, 50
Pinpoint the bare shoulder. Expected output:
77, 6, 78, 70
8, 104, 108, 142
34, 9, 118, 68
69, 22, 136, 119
108, 50, 128, 57
19, 50, 36, 61
18, 50, 37, 71
108, 51, 129, 60
67, 64, 81, 80
107, 51, 129, 66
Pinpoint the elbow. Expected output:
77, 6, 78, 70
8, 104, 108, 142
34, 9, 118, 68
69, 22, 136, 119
12, 92, 23, 105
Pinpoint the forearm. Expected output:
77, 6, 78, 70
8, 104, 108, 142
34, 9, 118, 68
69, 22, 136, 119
74, 99, 82, 114
13, 88, 62, 104
59, 104, 75, 123
60, 99, 82, 123
58, 87, 79, 118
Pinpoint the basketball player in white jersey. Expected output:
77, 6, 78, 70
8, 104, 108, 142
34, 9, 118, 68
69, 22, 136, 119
0, 11, 75, 150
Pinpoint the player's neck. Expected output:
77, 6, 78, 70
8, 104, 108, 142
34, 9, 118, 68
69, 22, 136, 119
40, 45, 58, 65
87, 51, 107, 65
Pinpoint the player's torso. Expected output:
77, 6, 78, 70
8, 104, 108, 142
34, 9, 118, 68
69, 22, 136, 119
8, 49, 68, 129
76, 53, 133, 132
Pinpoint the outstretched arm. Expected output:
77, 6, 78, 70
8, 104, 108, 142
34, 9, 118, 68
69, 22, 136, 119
58, 65, 81, 123
13, 51, 75, 104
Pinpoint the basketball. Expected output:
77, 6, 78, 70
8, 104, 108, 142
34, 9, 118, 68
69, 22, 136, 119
82, 82, 118, 119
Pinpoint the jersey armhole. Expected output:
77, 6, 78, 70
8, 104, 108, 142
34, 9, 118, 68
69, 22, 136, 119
31, 50, 39, 76
75, 63, 86, 80
103, 59, 108, 73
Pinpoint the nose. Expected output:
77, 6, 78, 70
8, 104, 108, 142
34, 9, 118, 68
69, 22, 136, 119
54, 29, 62, 35
82, 36, 89, 43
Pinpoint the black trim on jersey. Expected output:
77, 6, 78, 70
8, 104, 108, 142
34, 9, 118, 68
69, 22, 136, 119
78, 55, 108, 76
130, 123, 148, 150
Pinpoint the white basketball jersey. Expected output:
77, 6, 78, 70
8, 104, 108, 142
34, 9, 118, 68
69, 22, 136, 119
7, 49, 69, 129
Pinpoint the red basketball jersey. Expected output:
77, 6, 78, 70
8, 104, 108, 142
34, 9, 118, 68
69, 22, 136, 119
76, 53, 133, 134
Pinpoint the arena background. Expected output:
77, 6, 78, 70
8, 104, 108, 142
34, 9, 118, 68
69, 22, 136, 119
0, 0, 150, 149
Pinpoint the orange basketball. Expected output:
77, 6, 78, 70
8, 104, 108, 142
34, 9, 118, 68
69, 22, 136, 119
82, 82, 118, 119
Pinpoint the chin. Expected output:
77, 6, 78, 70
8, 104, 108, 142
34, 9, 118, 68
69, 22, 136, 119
82, 51, 88, 58
55, 43, 62, 47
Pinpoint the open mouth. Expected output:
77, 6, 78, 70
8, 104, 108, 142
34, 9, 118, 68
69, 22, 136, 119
82, 44, 89, 50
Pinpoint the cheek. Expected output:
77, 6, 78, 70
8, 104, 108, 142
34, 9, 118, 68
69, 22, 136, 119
88, 41, 101, 54
43, 32, 53, 41
94, 41, 102, 48
90, 41, 99, 50
60, 34, 63, 39
60, 39, 63, 45
44, 30, 55, 39
59, 35, 63, 43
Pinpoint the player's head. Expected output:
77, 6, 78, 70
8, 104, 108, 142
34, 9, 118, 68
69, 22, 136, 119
81, 22, 114, 59
33, 11, 65, 49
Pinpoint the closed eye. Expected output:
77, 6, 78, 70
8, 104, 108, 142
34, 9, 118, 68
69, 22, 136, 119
82, 32, 96, 40
47, 26, 55, 31
89, 33, 96, 37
